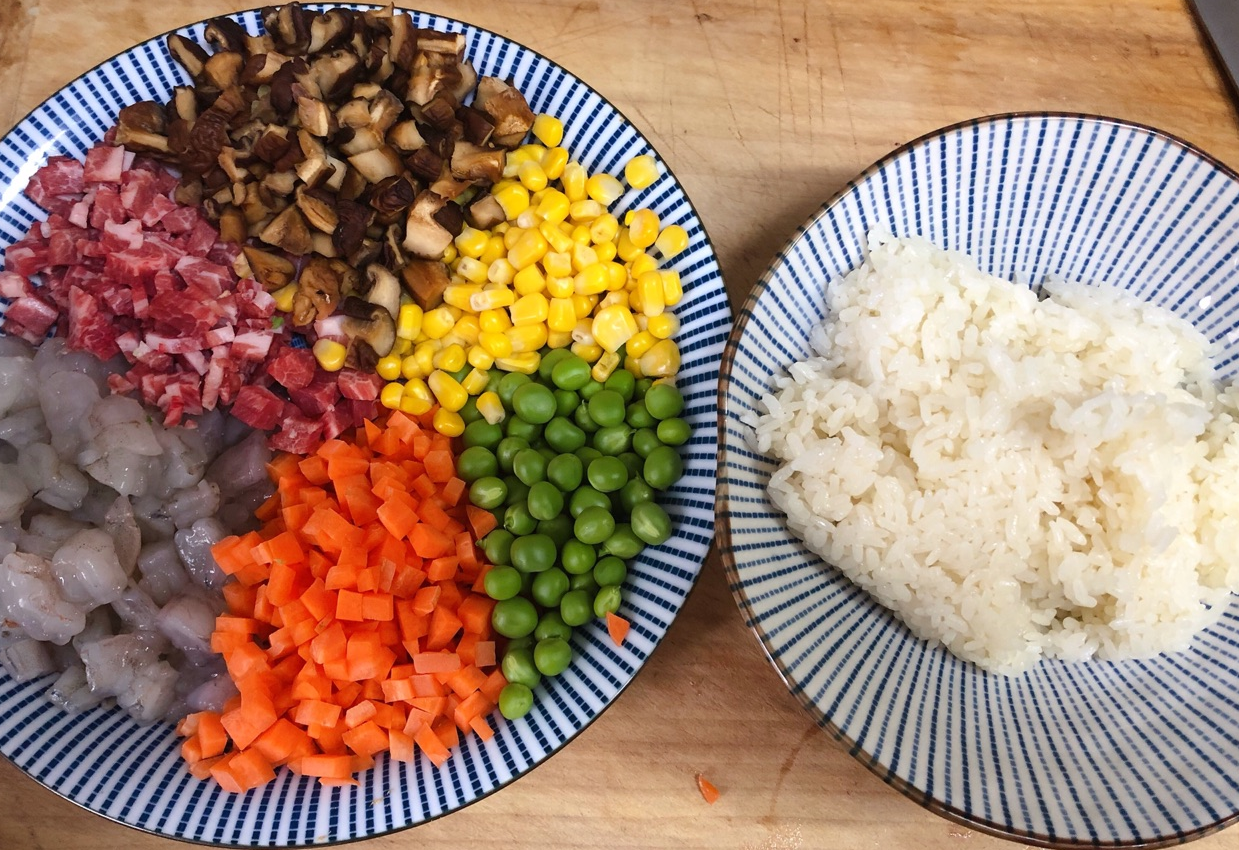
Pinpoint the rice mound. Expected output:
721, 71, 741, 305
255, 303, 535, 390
748, 232, 1239, 674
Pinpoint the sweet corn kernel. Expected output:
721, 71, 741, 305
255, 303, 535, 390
480, 235, 507, 265
428, 370, 468, 412
546, 275, 575, 299
422, 307, 456, 339
570, 199, 604, 222
380, 381, 405, 410
570, 340, 603, 363
655, 224, 689, 259
616, 227, 641, 262
628, 252, 658, 279
455, 226, 489, 259
548, 297, 577, 333
470, 287, 515, 311
456, 256, 490, 285
508, 323, 548, 354
573, 294, 598, 319
589, 213, 619, 245
452, 315, 481, 344
623, 355, 644, 379
442, 243, 458, 264
479, 308, 512, 334
638, 339, 681, 377
626, 330, 657, 359
312, 339, 347, 372
508, 228, 549, 270
532, 114, 564, 147
433, 343, 466, 373
512, 264, 546, 296
518, 143, 547, 161
518, 160, 549, 192
477, 391, 506, 424
443, 283, 482, 310
488, 257, 516, 286
515, 209, 539, 230
543, 251, 573, 279
541, 146, 569, 181
503, 226, 525, 251
538, 219, 574, 253
624, 154, 659, 189
479, 331, 514, 358
510, 292, 549, 325
494, 183, 531, 220
376, 354, 402, 381
586, 173, 624, 206
635, 312, 650, 332
401, 354, 424, 381
433, 408, 465, 437
638, 270, 666, 317
393, 337, 413, 357
561, 162, 587, 202
467, 344, 495, 370
661, 270, 684, 306
536, 189, 571, 223
592, 305, 639, 352
647, 312, 680, 340
397, 303, 424, 340
606, 261, 628, 290
628, 209, 660, 249
272, 282, 297, 313
494, 352, 540, 374
591, 351, 620, 382
629, 285, 643, 313
599, 290, 629, 310
570, 224, 592, 246
547, 330, 574, 349
402, 377, 434, 414
413, 341, 439, 376
574, 263, 610, 296
594, 240, 618, 264
462, 367, 490, 395
571, 243, 599, 273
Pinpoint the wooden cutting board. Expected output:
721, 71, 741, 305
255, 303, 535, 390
3, 1, 1239, 848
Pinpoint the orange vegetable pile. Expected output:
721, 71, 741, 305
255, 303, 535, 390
176, 410, 507, 792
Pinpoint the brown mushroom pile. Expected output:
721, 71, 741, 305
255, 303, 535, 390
114, 1, 535, 367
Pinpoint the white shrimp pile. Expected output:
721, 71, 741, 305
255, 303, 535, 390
0, 337, 274, 723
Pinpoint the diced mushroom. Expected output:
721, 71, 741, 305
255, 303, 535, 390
297, 96, 336, 137
466, 193, 505, 230
167, 34, 210, 79
364, 264, 402, 319
339, 126, 384, 156
350, 146, 404, 184
368, 176, 416, 217
333, 200, 373, 256
241, 52, 290, 85
369, 90, 403, 133
296, 187, 340, 233
253, 124, 292, 163
337, 98, 373, 129
308, 9, 353, 54
113, 102, 171, 155
291, 256, 352, 327
266, 3, 312, 55
261, 168, 299, 197
402, 191, 454, 259
388, 120, 426, 153
406, 146, 444, 182
204, 17, 250, 55
242, 246, 296, 291
418, 30, 466, 57
341, 298, 397, 359
458, 106, 494, 146
170, 86, 198, 122
400, 259, 450, 309
218, 207, 247, 244
309, 49, 363, 101
474, 76, 535, 148
259, 204, 313, 255
202, 51, 244, 90
450, 141, 505, 184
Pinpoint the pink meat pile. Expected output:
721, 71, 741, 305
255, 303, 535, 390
1, 142, 381, 453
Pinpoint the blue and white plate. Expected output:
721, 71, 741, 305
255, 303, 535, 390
0, 5, 729, 844
718, 113, 1239, 848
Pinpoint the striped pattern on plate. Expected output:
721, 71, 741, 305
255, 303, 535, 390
717, 113, 1239, 848
0, 5, 729, 844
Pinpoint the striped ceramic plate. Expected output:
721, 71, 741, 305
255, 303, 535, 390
0, 5, 728, 844
718, 113, 1239, 848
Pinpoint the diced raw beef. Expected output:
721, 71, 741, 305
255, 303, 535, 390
4, 239, 49, 277
266, 347, 316, 390
231, 330, 274, 362
235, 278, 277, 319
120, 168, 158, 213
231, 385, 285, 431
100, 284, 134, 317
102, 218, 145, 252
337, 368, 384, 401
105, 244, 170, 289
5, 295, 58, 337
0, 271, 34, 299
350, 398, 381, 428
140, 194, 179, 228
175, 256, 232, 298
146, 333, 207, 354
184, 219, 219, 257
83, 144, 125, 183
159, 205, 202, 235
320, 404, 353, 441
148, 288, 217, 337
66, 286, 119, 360
289, 372, 340, 416
270, 412, 325, 454
24, 156, 84, 208
204, 326, 235, 347
89, 185, 125, 229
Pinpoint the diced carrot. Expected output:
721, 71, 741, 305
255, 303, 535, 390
426, 555, 459, 582
456, 594, 495, 637
221, 693, 278, 750
445, 665, 489, 699
296, 754, 354, 779
336, 588, 366, 621
441, 476, 466, 506
696, 773, 721, 804
361, 592, 395, 622
479, 670, 508, 703
465, 504, 498, 539
426, 606, 463, 651
381, 677, 417, 703
389, 728, 416, 763
474, 640, 497, 669
409, 523, 455, 559
413, 724, 450, 767
468, 715, 495, 741
606, 611, 631, 646
342, 720, 390, 758
413, 652, 462, 674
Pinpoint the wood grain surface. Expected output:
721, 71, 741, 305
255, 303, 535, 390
2, 1, 1239, 848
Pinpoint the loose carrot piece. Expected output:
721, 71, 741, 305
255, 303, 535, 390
696, 773, 721, 804
606, 611, 631, 647
413, 652, 462, 674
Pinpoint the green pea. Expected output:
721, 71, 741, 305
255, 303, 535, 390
575, 505, 616, 544
483, 565, 523, 600
586, 389, 626, 428
544, 417, 587, 453
498, 682, 534, 720
538, 445, 559, 463
553, 388, 579, 417
579, 378, 604, 400
559, 589, 593, 626
546, 453, 584, 492
619, 477, 656, 513
463, 418, 504, 450
482, 529, 515, 565
469, 476, 507, 509
510, 533, 556, 573
587, 456, 629, 492
504, 475, 531, 507
644, 382, 684, 419
527, 480, 564, 521
593, 585, 622, 618
492, 596, 538, 638
602, 523, 644, 559
532, 569, 571, 610
457, 445, 499, 482
593, 424, 633, 456
504, 502, 537, 536
574, 446, 603, 467
569, 571, 599, 595
573, 403, 599, 434
539, 348, 574, 382
656, 417, 691, 447
506, 416, 542, 442
513, 382, 557, 424
626, 401, 656, 429
459, 395, 482, 424
593, 555, 627, 587
502, 648, 541, 688
534, 637, 573, 676
507, 634, 534, 652
569, 486, 611, 518
512, 448, 547, 485
643, 445, 684, 490
634, 378, 654, 398
496, 436, 529, 472
604, 368, 635, 401
551, 355, 591, 390
632, 428, 661, 458
618, 452, 644, 481
537, 514, 575, 548
561, 539, 597, 575
630, 500, 672, 545
497, 372, 531, 409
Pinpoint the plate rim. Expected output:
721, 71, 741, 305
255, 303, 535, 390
0, 3, 728, 845
714, 110, 1239, 850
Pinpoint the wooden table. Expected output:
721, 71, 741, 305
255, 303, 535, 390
3, 1, 1239, 847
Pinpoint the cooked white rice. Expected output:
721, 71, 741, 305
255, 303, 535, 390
747, 232, 1239, 674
